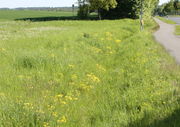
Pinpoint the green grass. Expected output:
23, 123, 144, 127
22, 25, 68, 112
0, 10, 74, 21
175, 25, 180, 35
0, 12, 180, 127
156, 16, 177, 24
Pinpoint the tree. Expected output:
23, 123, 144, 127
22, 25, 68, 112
89, 0, 117, 19
77, 0, 90, 19
174, 0, 180, 14
163, 0, 174, 14
101, 0, 137, 19
101, 0, 159, 19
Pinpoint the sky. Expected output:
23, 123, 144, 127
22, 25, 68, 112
0, 0, 170, 8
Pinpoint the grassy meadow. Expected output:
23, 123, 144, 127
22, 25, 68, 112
0, 10, 180, 127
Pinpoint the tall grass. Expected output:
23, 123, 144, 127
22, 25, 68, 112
0, 18, 180, 127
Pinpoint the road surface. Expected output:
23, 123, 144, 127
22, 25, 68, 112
168, 16, 180, 24
154, 18, 180, 64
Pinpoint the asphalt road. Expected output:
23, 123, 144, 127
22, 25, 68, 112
154, 18, 180, 64
167, 16, 180, 24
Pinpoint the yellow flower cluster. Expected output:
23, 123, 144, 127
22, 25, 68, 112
43, 122, 50, 127
23, 102, 34, 110
71, 74, 78, 80
54, 93, 78, 105
0, 48, 6, 52
68, 64, 75, 68
96, 64, 106, 72
80, 83, 93, 91
57, 116, 67, 123
52, 112, 58, 117
91, 47, 102, 53
50, 53, 55, 58
87, 73, 100, 83
0, 92, 5, 97
105, 32, 113, 40
115, 39, 121, 44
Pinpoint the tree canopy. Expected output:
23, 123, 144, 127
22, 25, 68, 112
101, 0, 159, 19
77, 0, 160, 19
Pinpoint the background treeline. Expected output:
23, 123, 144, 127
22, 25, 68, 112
156, 0, 180, 16
78, 0, 159, 19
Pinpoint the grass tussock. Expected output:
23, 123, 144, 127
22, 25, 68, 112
0, 17, 180, 127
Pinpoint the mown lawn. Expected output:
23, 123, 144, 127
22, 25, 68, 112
0, 17, 180, 127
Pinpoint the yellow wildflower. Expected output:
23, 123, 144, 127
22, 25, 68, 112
18, 75, 24, 79
87, 73, 100, 83
105, 32, 112, 37
52, 112, 58, 117
57, 116, 67, 123
68, 64, 75, 68
56, 94, 63, 98
71, 74, 78, 80
100, 38, 104, 41
23, 102, 34, 110
0, 48, 6, 52
43, 122, 50, 127
48, 105, 55, 110
115, 39, 121, 44
79, 83, 93, 91
50, 53, 55, 58
65, 96, 73, 101
96, 64, 106, 72
60, 101, 67, 105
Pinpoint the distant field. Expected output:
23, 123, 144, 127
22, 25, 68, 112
0, 10, 75, 21
0, 11, 180, 127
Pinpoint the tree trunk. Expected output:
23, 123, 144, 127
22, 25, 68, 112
98, 8, 102, 20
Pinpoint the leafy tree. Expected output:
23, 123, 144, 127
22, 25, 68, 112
133, 0, 159, 19
101, 0, 159, 19
174, 0, 180, 14
89, 0, 117, 19
101, 0, 137, 19
77, 0, 90, 19
163, 0, 174, 14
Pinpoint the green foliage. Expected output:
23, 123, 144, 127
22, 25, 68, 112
157, 0, 180, 16
101, 0, 159, 19
140, 0, 159, 19
0, 11, 180, 127
163, 0, 175, 14
77, 4, 90, 19
89, 0, 117, 10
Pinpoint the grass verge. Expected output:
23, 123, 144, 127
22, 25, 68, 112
175, 25, 180, 35
0, 18, 180, 127
156, 16, 177, 24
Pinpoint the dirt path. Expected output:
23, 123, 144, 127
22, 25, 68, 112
154, 18, 180, 64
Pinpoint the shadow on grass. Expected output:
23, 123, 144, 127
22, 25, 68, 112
15, 16, 99, 22
128, 109, 180, 127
